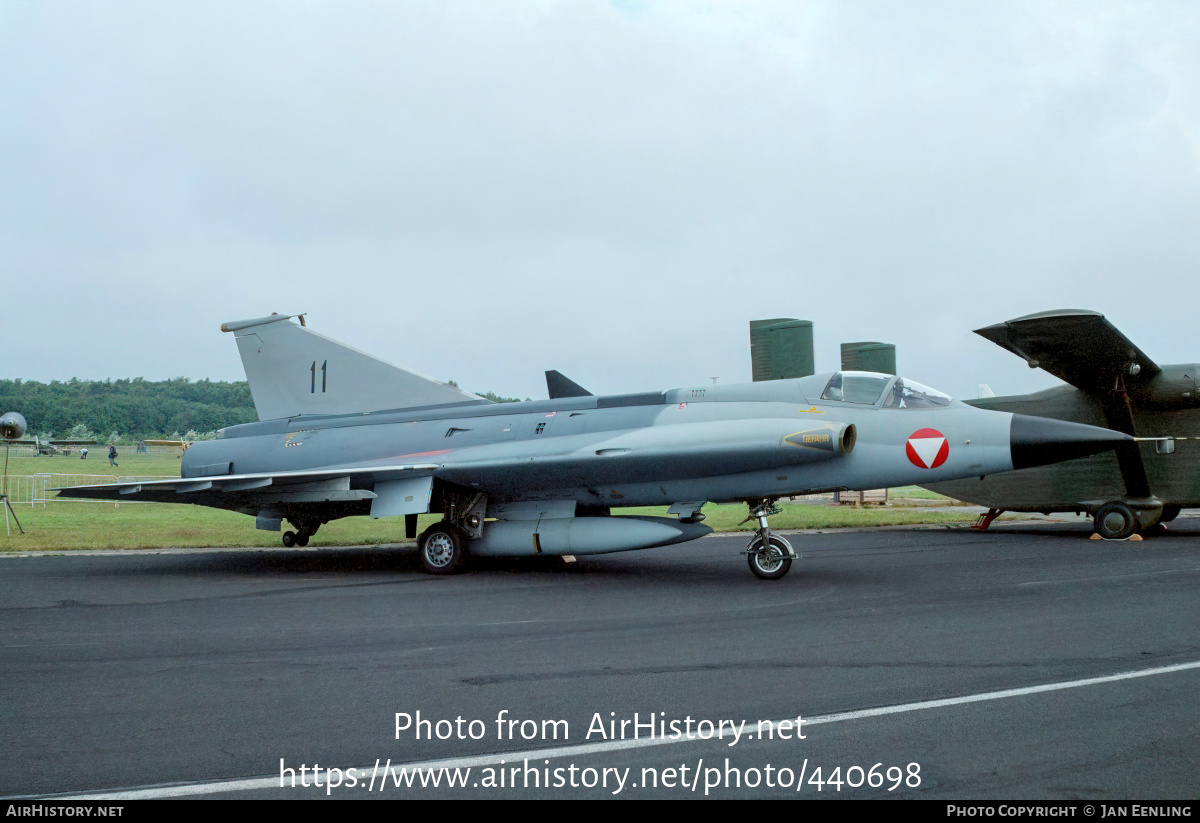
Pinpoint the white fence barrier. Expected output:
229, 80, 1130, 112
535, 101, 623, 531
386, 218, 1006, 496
3, 474, 178, 506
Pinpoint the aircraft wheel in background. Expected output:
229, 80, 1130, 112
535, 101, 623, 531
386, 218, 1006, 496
747, 535, 793, 580
1094, 502, 1137, 540
1160, 505, 1181, 523
420, 522, 467, 574
295, 532, 310, 547
282, 530, 297, 548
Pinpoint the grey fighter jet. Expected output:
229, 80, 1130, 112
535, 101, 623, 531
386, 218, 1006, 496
58, 314, 1133, 579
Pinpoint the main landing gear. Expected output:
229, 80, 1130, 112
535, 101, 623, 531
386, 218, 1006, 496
282, 521, 319, 548
741, 498, 796, 580
418, 521, 467, 575
1093, 502, 1137, 540
1092, 499, 1170, 540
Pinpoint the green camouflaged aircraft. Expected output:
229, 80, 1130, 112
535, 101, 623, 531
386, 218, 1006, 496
926, 309, 1196, 539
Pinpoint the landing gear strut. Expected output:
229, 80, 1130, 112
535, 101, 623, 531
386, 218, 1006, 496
741, 498, 795, 580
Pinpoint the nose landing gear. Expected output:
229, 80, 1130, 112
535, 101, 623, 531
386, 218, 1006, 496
741, 498, 796, 580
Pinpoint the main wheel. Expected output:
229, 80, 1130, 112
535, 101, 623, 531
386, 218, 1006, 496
1094, 502, 1137, 540
1160, 505, 1182, 523
419, 522, 467, 574
747, 535, 793, 580
282, 530, 297, 548
295, 532, 310, 547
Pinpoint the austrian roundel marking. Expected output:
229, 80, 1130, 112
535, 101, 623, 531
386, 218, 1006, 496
906, 428, 949, 469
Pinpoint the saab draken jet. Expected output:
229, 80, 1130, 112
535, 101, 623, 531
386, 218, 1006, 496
58, 314, 1133, 579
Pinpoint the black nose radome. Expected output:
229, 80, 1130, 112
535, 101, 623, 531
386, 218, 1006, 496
1010, 414, 1133, 471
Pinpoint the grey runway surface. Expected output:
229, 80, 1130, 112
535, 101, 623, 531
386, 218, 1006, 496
2, 519, 1198, 799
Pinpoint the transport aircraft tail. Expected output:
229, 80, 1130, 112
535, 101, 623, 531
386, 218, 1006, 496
221, 314, 487, 421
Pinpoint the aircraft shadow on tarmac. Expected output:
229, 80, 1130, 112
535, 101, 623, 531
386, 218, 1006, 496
195, 549, 724, 581
102, 537, 862, 587
79, 517, 1200, 589
968, 516, 1200, 539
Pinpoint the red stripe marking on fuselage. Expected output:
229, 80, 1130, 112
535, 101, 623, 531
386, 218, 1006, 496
392, 449, 453, 459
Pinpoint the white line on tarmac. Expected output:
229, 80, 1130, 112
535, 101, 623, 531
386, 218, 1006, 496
1018, 567, 1200, 586
52, 659, 1200, 799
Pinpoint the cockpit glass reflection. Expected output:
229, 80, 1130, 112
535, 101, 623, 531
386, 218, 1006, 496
883, 378, 953, 409
820, 372, 893, 405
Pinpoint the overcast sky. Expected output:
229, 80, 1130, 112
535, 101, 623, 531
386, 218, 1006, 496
2, 1, 1197, 404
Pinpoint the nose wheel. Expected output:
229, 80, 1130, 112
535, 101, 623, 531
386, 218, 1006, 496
741, 498, 796, 580
747, 534, 793, 579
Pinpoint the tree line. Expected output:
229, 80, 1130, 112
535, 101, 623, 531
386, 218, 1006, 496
0, 377, 525, 441
0, 378, 257, 441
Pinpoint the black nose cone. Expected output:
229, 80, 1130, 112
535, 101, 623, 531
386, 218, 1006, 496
1010, 414, 1133, 471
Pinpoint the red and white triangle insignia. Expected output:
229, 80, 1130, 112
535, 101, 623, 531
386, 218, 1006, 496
906, 428, 949, 469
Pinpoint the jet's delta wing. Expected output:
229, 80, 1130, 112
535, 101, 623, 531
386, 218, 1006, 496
56, 464, 439, 529
57, 315, 1132, 579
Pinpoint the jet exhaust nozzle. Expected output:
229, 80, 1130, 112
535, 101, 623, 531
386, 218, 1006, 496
1009, 414, 1133, 471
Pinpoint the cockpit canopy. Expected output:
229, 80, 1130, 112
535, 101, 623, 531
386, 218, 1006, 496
815, 371, 953, 408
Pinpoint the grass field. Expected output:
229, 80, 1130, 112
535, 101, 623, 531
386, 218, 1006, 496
889, 485, 952, 500
0, 452, 976, 552
3, 450, 185, 479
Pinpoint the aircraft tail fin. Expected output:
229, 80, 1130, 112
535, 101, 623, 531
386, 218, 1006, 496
221, 314, 487, 420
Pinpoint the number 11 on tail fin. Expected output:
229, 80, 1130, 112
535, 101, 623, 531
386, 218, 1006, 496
221, 314, 488, 421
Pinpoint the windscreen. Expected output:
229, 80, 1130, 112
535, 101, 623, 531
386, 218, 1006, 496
883, 377, 953, 409
820, 372, 893, 405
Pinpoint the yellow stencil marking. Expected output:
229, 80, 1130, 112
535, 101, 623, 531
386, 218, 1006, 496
785, 428, 836, 451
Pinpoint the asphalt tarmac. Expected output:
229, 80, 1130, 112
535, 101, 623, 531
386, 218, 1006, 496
2, 518, 1198, 800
